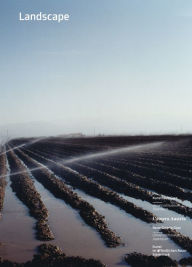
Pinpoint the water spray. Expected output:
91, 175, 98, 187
0, 137, 48, 156
0, 141, 164, 179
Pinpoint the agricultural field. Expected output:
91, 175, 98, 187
1, 135, 192, 266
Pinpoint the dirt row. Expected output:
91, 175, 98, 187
6, 149, 54, 241
125, 252, 192, 266
161, 228, 192, 255
14, 148, 121, 248
0, 153, 7, 212
69, 162, 156, 201
124, 252, 192, 266
123, 155, 192, 179
93, 158, 192, 202
110, 158, 192, 190
125, 252, 177, 266
123, 152, 192, 173
21, 148, 160, 224
0, 243, 105, 267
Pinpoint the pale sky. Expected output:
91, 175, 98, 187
0, 0, 192, 137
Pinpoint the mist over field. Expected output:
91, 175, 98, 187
0, 116, 189, 140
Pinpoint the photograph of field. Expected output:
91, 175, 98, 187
0, 135, 192, 266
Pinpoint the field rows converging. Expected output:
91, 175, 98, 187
19, 147, 159, 224
1, 136, 192, 266
21, 146, 192, 219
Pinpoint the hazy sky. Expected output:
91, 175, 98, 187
0, 0, 192, 136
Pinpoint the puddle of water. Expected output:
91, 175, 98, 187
0, 178, 40, 262
121, 193, 192, 237
160, 194, 192, 209
74, 189, 190, 262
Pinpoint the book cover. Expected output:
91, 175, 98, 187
0, 1, 191, 266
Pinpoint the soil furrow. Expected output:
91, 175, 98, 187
161, 228, 192, 255
108, 158, 192, 189
6, 149, 54, 241
92, 158, 192, 202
